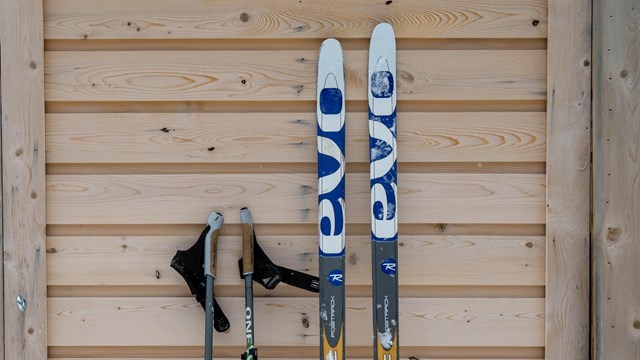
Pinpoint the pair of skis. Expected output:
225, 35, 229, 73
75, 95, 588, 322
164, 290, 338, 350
318, 23, 398, 360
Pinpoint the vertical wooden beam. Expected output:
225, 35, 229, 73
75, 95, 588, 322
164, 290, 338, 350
593, 0, 640, 359
0, 0, 47, 359
545, 0, 591, 359
0, 34, 4, 360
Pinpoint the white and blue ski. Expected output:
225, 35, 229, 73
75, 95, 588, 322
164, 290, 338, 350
369, 23, 399, 360
317, 38, 346, 360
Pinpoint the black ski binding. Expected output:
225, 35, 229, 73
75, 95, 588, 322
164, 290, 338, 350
170, 224, 230, 333
237, 228, 319, 293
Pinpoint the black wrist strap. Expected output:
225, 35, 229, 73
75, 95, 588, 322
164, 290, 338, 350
238, 230, 319, 293
170, 224, 231, 333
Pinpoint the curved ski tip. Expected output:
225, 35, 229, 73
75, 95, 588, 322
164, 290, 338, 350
207, 211, 224, 229
372, 22, 394, 34
319, 38, 342, 54
239, 207, 253, 225
371, 23, 396, 41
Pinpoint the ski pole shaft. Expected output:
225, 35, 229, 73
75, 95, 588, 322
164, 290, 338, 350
204, 212, 223, 360
204, 276, 215, 360
240, 208, 257, 360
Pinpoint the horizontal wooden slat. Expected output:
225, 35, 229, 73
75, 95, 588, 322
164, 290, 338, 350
45, 50, 546, 102
46, 173, 545, 224
45, 112, 546, 164
46, 235, 544, 286
47, 285, 545, 299
46, 223, 546, 237
47, 297, 544, 347
44, 0, 547, 40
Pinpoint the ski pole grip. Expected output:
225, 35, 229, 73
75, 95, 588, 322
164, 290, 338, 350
240, 208, 254, 274
209, 228, 220, 277
206, 212, 224, 278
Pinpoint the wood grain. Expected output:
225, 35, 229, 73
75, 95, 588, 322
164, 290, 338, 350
44, 50, 547, 102
47, 297, 544, 347
1, 0, 48, 358
593, 0, 640, 359
46, 173, 546, 225
43, 0, 547, 40
45, 112, 546, 164
46, 235, 544, 286
545, 0, 591, 359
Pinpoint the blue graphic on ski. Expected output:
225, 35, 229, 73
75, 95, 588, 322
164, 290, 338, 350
369, 23, 399, 360
317, 38, 346, 360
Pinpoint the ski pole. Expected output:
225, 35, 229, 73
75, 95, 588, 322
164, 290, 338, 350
240, 208, 258, 360
204, 212, 223, 360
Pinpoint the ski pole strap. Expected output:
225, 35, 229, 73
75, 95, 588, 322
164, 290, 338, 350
238, 233, 319, 293
170, 224, 231, 333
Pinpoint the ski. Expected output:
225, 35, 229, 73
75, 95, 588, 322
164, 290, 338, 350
368, 23, 399, 360
317, 38, 346, 360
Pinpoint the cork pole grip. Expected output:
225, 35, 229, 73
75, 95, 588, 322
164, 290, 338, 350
242, 223, 254, 274
209, 228, 220, 277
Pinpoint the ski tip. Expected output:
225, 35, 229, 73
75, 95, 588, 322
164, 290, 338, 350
370, 23, 396, 53
239, 207, 253, 225
319, 38, 342, 56
207, 212, 224, 229
372, 23, 395, 37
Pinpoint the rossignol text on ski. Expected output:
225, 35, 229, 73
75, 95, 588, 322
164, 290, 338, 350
369, 23, 399, 360
317, 38, 346, 360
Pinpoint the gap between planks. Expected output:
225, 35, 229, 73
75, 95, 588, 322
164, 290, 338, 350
45, 100, 547, 113
45, 38, 548, 52
47, 345, 545, 359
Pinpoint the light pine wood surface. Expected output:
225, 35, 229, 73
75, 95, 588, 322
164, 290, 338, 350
1, 0, 47, 358
44, 0, 547, 40
544, 0, 592, 359
593, 0, 640, 359
44, 50, 546, 102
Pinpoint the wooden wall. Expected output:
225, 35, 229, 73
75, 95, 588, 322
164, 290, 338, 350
593, 0, 640, 359
5, 0, 571, 358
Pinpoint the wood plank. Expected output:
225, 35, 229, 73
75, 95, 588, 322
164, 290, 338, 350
45, 112, 546, 164
1, 0, 47, 358
544, 0, 591, 359
43, 0, 547, 40
46, 223, 546, 237
593, 0, 640, 359
47, 297, 544, 347
44, 50, 547, 102
48, 285, 545, 300
46, 235, 544, 286
46, 173, 546, 225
